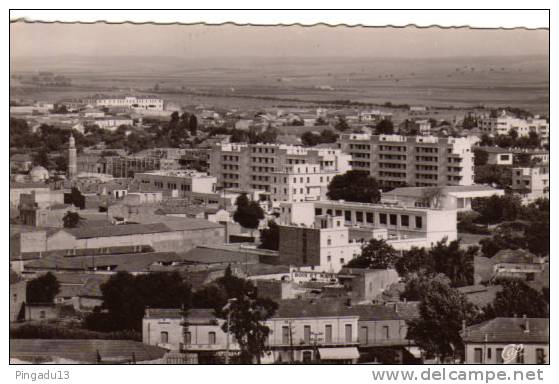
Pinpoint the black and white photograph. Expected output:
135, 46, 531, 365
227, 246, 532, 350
7, 8, 550, 375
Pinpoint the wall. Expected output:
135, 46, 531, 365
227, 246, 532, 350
465, 343, 548, 364
10, 281, 27, 322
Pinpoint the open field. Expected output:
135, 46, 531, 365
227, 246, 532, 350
10, 55, 549, 115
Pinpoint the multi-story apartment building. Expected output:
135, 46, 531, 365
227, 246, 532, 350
90, 96, 164, 112
134, 170, 217, 197
511, 165, 550, 202
338, 134, 476, 188
208, 143, 351, 194
479, 112, 549, 138
278, 200, 457, 250
269, 163, 341, 203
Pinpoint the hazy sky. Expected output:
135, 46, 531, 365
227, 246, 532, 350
10, 22, 549, 59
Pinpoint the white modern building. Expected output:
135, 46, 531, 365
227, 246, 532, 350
479, 111, 549, 138
338, 134, 477, 188
209, 143, 351, 194
381, 185, 505, 212
278, 200, 457, 250
511, 165, 549, 202
269, 163, 341, 204
134, 170, 217, 197
92, 96, 164, 112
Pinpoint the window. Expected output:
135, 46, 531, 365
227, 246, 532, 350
379, 213, 387, 225
383, 326, 390, 340
185, 332, 191, 345
282, 326, 290, 344
344, 210, 352, 221
340, 258, 345, 265
487, 348, 492, 360
366, 212, 374, 224
516, 349, 524, 364
39, 310, 46, 319
345, 324, 352, 343
302, 351, 313, 363
389, 214, 397, 226
415, 216, 423, 229
474, 348, 483, 364
536, 348, 546, 364
160, 331, 169, 344
356, 211, 363, 222
327, 237, 332, 246
336, 210, 342, 216
401, 215, 409, 227
304, 325, 311, 344
208, 332, 216, 345
325, 325, 332, 343
359, 326, 368, 345
315, 208, 323, 216
496, 348, 503, 364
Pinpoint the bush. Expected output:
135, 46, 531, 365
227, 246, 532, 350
10, 322, 141, 341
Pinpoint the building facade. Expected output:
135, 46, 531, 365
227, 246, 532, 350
92, 96, 164, 112
338, 134, 476, 188
208, 143, 351, 193
511, 165, 549, 202
134, 170, 217, 197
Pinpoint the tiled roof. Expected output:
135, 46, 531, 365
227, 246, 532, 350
133, 214, 223, 231
458, 285, 503, 308
462, 317, 549, 344
78, 275, 110, 298
24, 252, 181, 273
179, 247, 256, 264
64, 223, 171, 239
9, 181, 49, 189
10, 339, 167, 363
274, 298, 360, 319
491, 249, 539, 264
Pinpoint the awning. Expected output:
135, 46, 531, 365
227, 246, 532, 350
318, 347, 360, 360
405, 346, 422, 358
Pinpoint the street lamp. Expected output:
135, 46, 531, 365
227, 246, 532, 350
223, 298, 238, 365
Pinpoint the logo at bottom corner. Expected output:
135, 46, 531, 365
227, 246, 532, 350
502, 344, 524, 364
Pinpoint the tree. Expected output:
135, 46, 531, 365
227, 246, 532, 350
420, 187, 444, 209
345, 238, 399, 269
62, 211, 84, 228
375, 119, 394, 135
259, 220, 279, 251
220, 290, 278, 363
478, 228, 525, 257
27, 272, 60, 303
334, 116, 349, 131
68, 187, 85, 210
85, 271, 191, 332
429, 239, 476, 287
327, 170, 381, 203
301, 131, 320, 147
473, 148, 488, 166
474, 164, 513, 188
32, 149, 51, 169
406, 274, 476, 361
233, 193, 264, 232
395, 247, 434, 277
473, 195, 523, 225
319, 129, 338, 143
188, 114, 198, 136
483, 279, 548, 319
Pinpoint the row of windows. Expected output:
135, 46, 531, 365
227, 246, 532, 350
473, 347, 546, 364
315, 208, 423, 229
251, 147, 276, 154
251, 157, 274, 164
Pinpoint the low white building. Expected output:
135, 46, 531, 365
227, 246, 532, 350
134, 170, 217, 197
278, 200, 457, 250
381, 185, 505, 212
90, 118, 134, 131
479, 111, 549, 138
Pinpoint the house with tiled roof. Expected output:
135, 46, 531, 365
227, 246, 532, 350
142, 307, 240, 364
490, 249, 547, 281
462, 317, 549, 364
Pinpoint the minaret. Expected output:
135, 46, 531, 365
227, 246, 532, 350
68, 134, 77, 180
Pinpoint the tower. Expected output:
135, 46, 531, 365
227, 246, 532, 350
68, 134, 77, 180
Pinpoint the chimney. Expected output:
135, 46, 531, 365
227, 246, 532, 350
523, 315, 530, 333
462, 320, 467, 334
